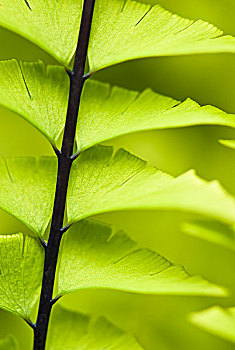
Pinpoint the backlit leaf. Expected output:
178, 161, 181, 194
47, 305, 143, 350
0, 233, 44, 319
0, 1, 235, 68
182, 221, 235, 251
1, 149, 234, 240
1, 61, 235, 148
77, 80, 235, 150
190, 306, 235, 344
58, 219, 226, 297
88, 0, 235, 71
0, 60, 68, 145
67, 145, 235, 225
0, 0, 82, 66
0, 157, 56, 236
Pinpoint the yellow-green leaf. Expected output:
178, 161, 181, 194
47, 306, 143, 350
0, 0, 82, 66
0, 60, 68, 145
77, 80, 235, 150
89, 0, 235, 71
1, 61, 235, 148
190, 306, 235, 344
67, 145, 235, 225
58, 219, 226, 297
1, 1, 235, 68
0, 157, 56, 236
182, 220, 235, 251
0, 233, 44, 319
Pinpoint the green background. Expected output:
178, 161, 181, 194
0, 0, 235, 349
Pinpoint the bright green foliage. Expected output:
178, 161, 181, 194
1, 1, 235, 69
0, 335, 19, 350
77, 80, 235, 150
1, 1, 235, 348
0, 157, 56, 236
182, 221, 235, 251
0, 233, 43, 319
190, 306, 235, 344
2, 61, 235, 149
58, 219, 226, 297
219, 140, 235, 150
89, 0, 235, 71
67, 145, 235, 224
0, 0, 82, 66
0, 60, 68, 145
47, 306, 143, 350
1, 149, 234, 239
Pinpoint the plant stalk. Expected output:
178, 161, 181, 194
33, 1, 95, 349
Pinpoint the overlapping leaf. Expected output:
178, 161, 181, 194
0, 335, 19, 350
0, 0, 82, 66
47, 306, 143, 350
58, 219, 226, 297
1, 61, 235, 148
67, 145, 235, 225
0, 233, 44, 319
0, 156, 56, 236
1, 1, 235, 69
0, 148, 234, 236
77, 80, 235, 150
182, 221, 235, 251
88, 0, 235, 71
0, 60, 68, 145
190, 306, 235, 344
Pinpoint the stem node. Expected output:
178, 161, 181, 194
70, 150, 80, 161
40, 238, 47, 250
60, 223, 72, 235
25, 319, 36, 330
50, 295, 62, 306
65, 68, 74, 78
52, 145, 61, 158
83, 71, 93, 80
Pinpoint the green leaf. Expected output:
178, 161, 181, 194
0, 60, 68, 145
88, 0, 235, 71
1, 61, 235, 148
190, 306, 235, 344
67, 145, 235, 225
1, 1, 235, 69
2, 149, 233, 240
77, 80, 235, 150
0, 0, 82, 66
0, 156, 56, 236
219, 140, 235, 150
47, 305, 143, 350
0, 233, 44, 319
0, 335, 19, 350
182, 220, 235, 251
58, 219, 226, 297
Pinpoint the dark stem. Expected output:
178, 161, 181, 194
33, 1, 96, 349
